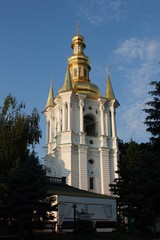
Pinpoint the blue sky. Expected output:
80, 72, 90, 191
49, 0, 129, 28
0, 0, 160, 160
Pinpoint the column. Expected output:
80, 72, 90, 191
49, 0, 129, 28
49, 118, 52, 142
57, 107, 61, 133
106, 109, 111, 137
46, 121, 49, 143
114, 109, 117, 136
111, 107, 116, 137
62, 103, 65, 131
105, 112, 108, 136
67, 102, 71, 131
100, 104, 105, 135
79, 100, 84, 132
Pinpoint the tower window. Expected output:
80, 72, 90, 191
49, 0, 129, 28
78, 45, 81, 52
84, 115, 97, 137
89, 159, 94, 164
74, 46, 78, 53
89, 177, 94, 190
79, 67, 82, 76
74, 68, 77, 77
84, 68, 87, 77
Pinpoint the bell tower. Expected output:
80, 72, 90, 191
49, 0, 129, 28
43, 29, 119, 196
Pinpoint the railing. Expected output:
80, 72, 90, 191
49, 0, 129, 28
48, 176, 66, 185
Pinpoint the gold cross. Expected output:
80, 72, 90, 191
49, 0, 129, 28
107, 64, 109, 74
77, 21, 79, 34
51, 75, 53, 84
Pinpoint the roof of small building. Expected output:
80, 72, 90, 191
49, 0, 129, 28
47, 182, 115, 200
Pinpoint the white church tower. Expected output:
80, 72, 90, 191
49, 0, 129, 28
43, 29, 119, 196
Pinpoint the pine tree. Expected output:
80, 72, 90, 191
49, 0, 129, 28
143, 80, 160, 237
110, 140, 143, 231
143, 80, 160, 150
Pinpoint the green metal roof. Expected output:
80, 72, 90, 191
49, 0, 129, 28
59, 64, 72, 93
105, 72, 115, 100
45, 81, 55, 109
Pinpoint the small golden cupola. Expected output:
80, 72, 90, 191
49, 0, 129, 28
68, 23, 101, 99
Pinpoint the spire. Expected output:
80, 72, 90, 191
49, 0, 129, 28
45, 80, 55, 109
59, 63, 72, 93
105, 65, 115, 100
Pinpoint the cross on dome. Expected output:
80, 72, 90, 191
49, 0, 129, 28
77, 21, 79, 35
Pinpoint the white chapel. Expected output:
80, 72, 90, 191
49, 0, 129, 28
43, 29, 119, 197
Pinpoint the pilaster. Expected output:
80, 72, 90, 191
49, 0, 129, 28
110, 149, 118, 186
100, 147, 110, 195
78, 144, 88, 191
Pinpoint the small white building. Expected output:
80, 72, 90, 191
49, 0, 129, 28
43, 29, 120, 232
47, 178, 117, 233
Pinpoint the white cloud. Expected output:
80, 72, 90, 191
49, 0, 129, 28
114, 38, 160, 142
71, 0, 127, 25
117, 101, 151, 143
115, 38, 160, 64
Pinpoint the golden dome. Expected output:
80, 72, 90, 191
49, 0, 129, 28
73, 81, 101, 99
67, 30, 101, 99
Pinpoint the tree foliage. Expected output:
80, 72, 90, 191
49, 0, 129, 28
110, 140, 145, 231
0, 94, 42, 176
1, 154, 49, 219
143, 80, 160, 150
0, 95, 56, 237
111, 79, 160, 234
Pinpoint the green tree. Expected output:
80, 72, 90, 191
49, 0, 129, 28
143, 80, 160, 237
110, 81, 160, 235
0, 95, 56, 238
0, 94, 42, 177
110, 140, 149, 231
143, 80, 160, 150
1, 154, 53, 235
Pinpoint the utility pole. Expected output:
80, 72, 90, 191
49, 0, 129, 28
73, 204, 77, 240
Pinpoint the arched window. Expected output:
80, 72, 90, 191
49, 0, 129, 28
84, 68, 87, 77
74, 68, 77, 77
78, 67, 82, 76
74, 46, 78, 53
89, 177, 94, 190
84, 115, 97, 137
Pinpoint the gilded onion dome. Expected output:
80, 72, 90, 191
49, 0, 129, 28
67, 28, 101, 99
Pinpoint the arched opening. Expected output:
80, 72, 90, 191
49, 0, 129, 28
84, 115, 97, 137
